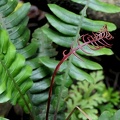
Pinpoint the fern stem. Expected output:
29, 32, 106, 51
73, 0, 90, 47
0, 59, 33, 119
53, 0, 90, 119
47, 46, 84, 120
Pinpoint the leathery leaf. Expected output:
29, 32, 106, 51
72, 0, 120, 13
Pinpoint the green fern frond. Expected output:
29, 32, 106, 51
31, 26, 58, 57
0, 29, 33, 113
0, 1, 116, 119
27, 27, 60, 119
72, 0, 120, 13
0, 0, 30, 49
41, 4, 113, 84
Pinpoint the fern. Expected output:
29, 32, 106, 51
0, 0, 37, 116
40, 3, 114, 119
0, 0, 120, 119
0, 1, 59, 118
0, 29, 33, 113
28, 26, 59, 119
72, 0, 120, 13
0, 0, 40, 63
0, 0, 30, 49
66, 70, 106, 120
66, 70, 120, 120
99, 87, 120, 113
102, 87, 120, 106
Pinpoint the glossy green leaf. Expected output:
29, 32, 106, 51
48, 4, 79, 25
39, 56, 67, 72
17, 41, 39, 59
69, 64, 94, 83
30, 67, 50, 82
30, 78, 50, 93
98, 109, 120, 120
72, 0, 120, 13
32, 27, 58, 57
82, 18, 116, 32
48, 4, 116, 32
8, 17, 29, 37
55, 74, 73, 87
55, 86, 68, 98
77, 43, 114, 56
29, 26, 60, 119
0, 0, 31, 49
72, 55, 102, 70
12, 27, 30, 49
5, 3, 30, 28
0, 0, 17, 17
26, 57, 41, 69
42, 27, 73, 47
113, 110, 120, 120
0, 0, 7, 6
46, 14, 78, 36
31, 92, 48, 105
52, 95, 66, 111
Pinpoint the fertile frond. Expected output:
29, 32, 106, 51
80, 25, 113, 51
82, 25, 113, 48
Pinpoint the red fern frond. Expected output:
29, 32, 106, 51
80, 25, 114, 50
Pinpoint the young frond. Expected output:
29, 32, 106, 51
80, 25, 114, 50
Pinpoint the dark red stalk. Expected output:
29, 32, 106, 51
45, 47, 80, 120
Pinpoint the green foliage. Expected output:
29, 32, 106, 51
28, 27, 61, 119
0, 29, 33, 113
66, 70, 106, 120
66, 71, 120, 120
0, 0, 120, 120
0, 0, 41, 116
72, 0, 120, 13
0, 0, 40, 64
41, 2, 114, 91
40, 4, 114, 91
0, 0, 30, 49
103, 88, 120, 106
98, 109, 120, 120
42, 4, 116, 47
40, 3, 114, 119
99, 87, 120, 113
